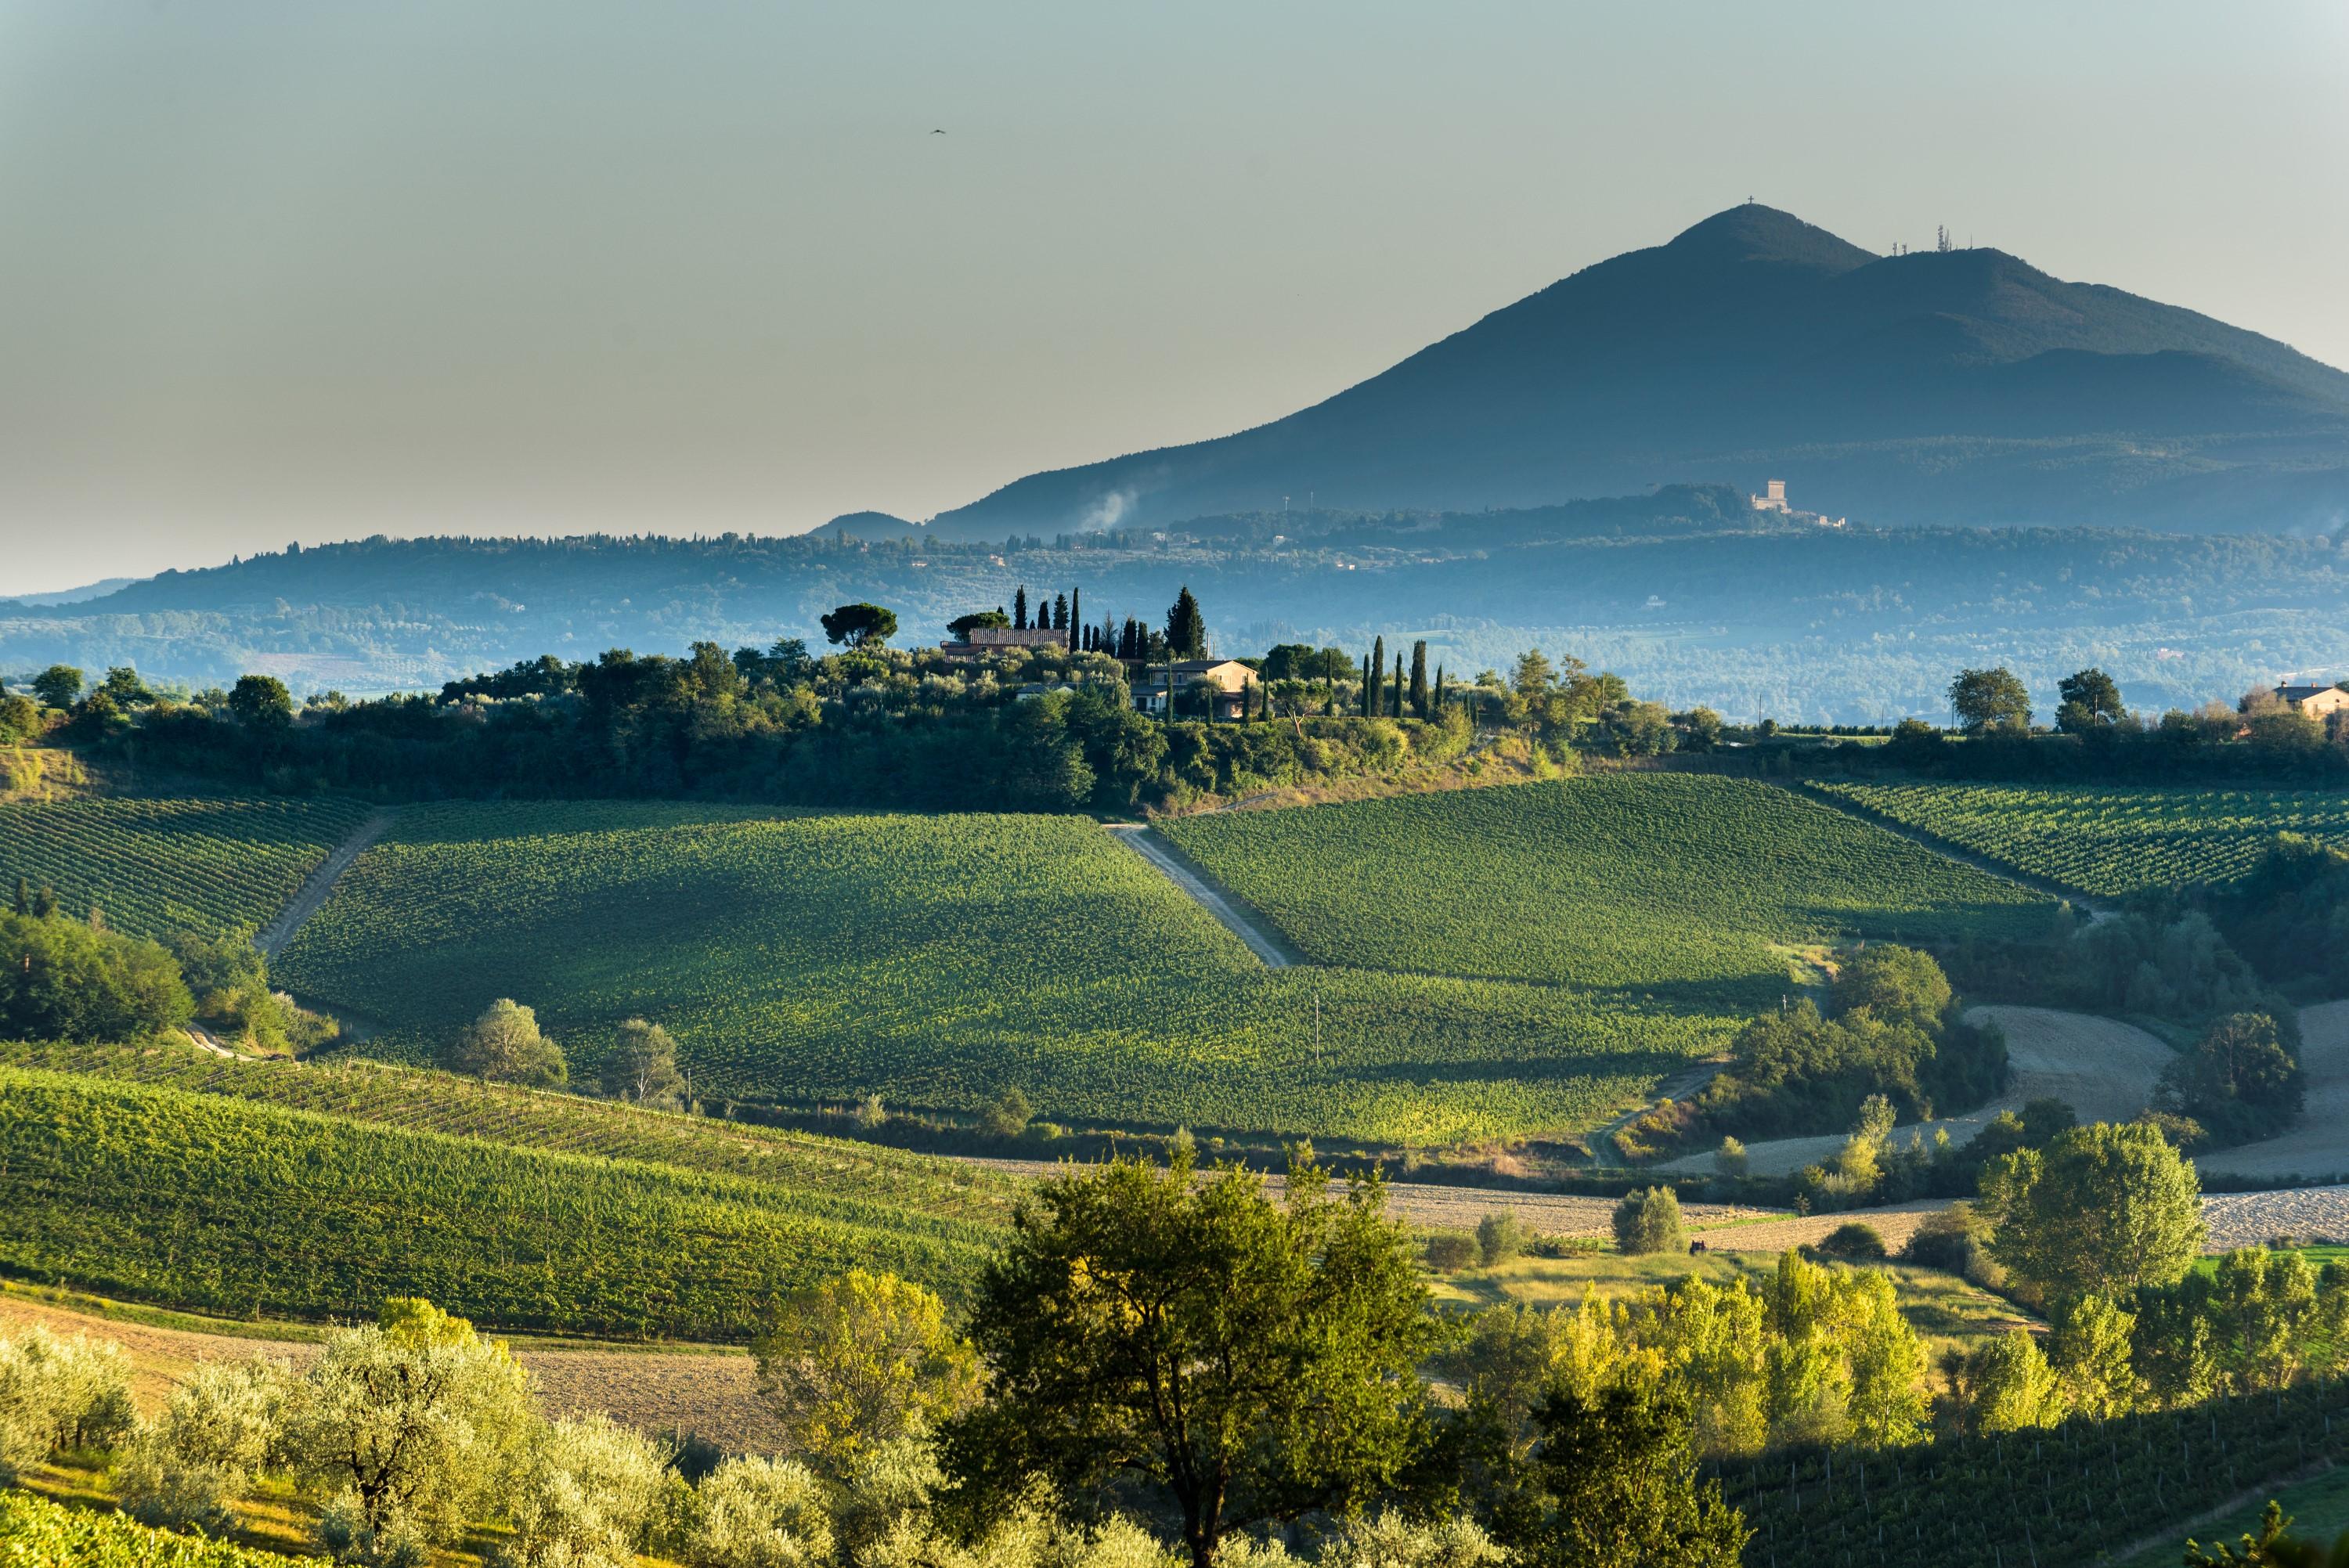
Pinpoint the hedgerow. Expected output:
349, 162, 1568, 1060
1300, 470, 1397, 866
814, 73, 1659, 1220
0, 1489, 319, 1566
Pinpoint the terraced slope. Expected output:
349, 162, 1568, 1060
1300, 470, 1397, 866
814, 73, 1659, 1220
0, 1065, 995, 1337
1811, 780, 2349, 898
275, 802, 1728, 1144
0, 794, 374, 938
1159, 776, 2052, 1012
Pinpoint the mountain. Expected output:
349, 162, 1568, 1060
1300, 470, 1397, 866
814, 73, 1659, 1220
926, 205, 2349, 537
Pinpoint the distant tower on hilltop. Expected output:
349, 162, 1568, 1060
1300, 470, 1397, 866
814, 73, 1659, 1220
1751, 479, 1790, 514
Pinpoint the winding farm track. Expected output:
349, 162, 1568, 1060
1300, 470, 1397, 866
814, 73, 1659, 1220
1105, 824, 1297, 968
254, 810, 391, 957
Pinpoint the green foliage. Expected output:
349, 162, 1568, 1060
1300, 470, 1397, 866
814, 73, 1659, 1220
1475, 1210, 1528, 1267
0, 910, 193, 1041
1947, 668, 2033, 734
505, 1413, 681, 1568
599, 1016, 684, 1106
0, 793, 371, 939
0, 1489, 318, 1566
1817, 1222, 1887, 1260
752, 1268, 980, 1470
0, 1324, 136, 1483
30, 665, 84, 710
228, 674, 294, 727
1813, 780, 2349, 899
1511, 1378, 1748, 1566
941, 1156, 1439, 1566
0, 1066, 995, 1336
117, 1356, 293, 1535
1612, 1187, 1683, 1256
1941, 1330, 2063, 1434
1161, 777, 2048, 1011
2186, 1499, 2349, 1567
440, 997, 566, 1087
2156, 1012, 2306, 1146
819, 602, 898, 648
1979, 1121, 2206, 1303
276, 802, 1729, 1143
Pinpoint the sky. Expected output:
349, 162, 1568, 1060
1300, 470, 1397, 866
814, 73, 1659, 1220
1, 1, 2344, 593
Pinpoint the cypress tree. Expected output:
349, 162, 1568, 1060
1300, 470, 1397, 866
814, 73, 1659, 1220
1392, 654, 1405, 717
1052, 593, 1070, 631
33, 884, 56, 918
1408, 640, 1430, 719
1013, 586, 1029, 630
1069, 586, 1081, 648
1165, 586, 1207, 659
11, 877, 27, 917
1434, 665, 1447, 712
1359, 654, 1373, 716
1369, 636, 1385, 715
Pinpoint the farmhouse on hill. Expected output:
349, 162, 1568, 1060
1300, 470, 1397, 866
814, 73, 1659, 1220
1135, 658, 1256, 719
2275, 683, 2349, 720
937, 625, 1070, 661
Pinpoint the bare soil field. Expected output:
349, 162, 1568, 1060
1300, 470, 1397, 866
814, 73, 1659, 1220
1657, 1004, 2174, 1178
0, 1289, 783, 1451
2196, 1000, 2349, 1185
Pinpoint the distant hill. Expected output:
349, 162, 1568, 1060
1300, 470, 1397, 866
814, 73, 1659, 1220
810, 510, 925, 539
926, 204, 2349, 536
9, 501, 2349, 724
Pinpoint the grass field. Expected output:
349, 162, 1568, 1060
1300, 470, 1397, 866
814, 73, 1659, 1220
1811, 779, 2349, 898
1158, 775, 2052, 1012
0, 793, 373, 939
276, 802, 1734, 1144
0, 1065, 997, 1337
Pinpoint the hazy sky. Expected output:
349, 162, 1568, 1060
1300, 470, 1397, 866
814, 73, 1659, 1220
2, 1, 2344, 593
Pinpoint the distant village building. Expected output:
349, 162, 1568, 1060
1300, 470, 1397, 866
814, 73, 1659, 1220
2275, 683, 2349, 720
1135, 658, 1255, 719
937, 625, 1070, 661
1748, 479, 1847, 528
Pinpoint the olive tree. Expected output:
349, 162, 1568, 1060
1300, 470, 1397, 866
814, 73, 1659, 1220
440, 998, 568, 1087
281, 1299, 535, 1563
117, 1357, 292, 1534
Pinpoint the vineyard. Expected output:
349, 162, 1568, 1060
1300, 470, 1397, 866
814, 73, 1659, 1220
0, 1489, 319, 1566
1811, 779, 2349, 899
1158, 776, 2051, 1011
1718, 1378, 2349, 1568
275, 802, 1731, 1144
0, 1066, 997, 1338
0, 1038, 1020, 1227
0, 795, 373, 939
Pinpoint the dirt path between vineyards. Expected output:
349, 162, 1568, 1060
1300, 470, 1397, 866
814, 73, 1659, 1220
254, 811, 393, 957
1104, 824, 1299, 968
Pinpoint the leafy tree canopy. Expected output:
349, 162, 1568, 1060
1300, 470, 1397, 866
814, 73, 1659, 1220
820, 603, 898, 648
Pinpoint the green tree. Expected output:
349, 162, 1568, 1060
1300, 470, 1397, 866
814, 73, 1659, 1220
1513, 1378, 1748, 1567
2156, 1012, 2305, 1146
1947, 666, 2032, 734
980, 1085, 1033, 1141
1612, 1187, 1683, 1256
1164, 587, 1207, 659
940, 1154, 1439, 1568
753, 1269, 980, 1472
1829, 943, 1952, 1029
2046, 1293, 2142, 1418
2056, 667, 2126, 733
598, 1017, 684, 1107
99, 667, 151, 706
1979, 1121, 2204, 1302
1406, 641, 1431, 720
0, 911, 193, 1040
947, 610, 1009, 638
228, 673, 294, 727
1510, 649, 1554, 699
440, 998, 568, 1087
1943, 1330, 2063, 1434
283, 1299, 534, 1560
2186, 1500, 2349, 1567
1368, 636, 1386, 716
29, 665, 82, 711
820, 603, 898, 649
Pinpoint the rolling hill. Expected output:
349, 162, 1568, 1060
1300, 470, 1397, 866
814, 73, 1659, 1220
927, 204, 2349, 536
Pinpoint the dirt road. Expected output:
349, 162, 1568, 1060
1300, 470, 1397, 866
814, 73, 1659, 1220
1105, 824, 1297, 967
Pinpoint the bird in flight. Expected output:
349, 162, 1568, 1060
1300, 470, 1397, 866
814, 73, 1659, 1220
932, 128, 946, 135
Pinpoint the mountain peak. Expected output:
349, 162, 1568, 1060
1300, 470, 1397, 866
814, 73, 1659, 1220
1662, 204, 1877, 273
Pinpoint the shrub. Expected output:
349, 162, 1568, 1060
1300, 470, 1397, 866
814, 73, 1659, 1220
1713, 1137, 1749, 1180
1475, 1210, 1528, 1267
1613, 1187, 1684, 1256
1902, 1203, 1989, 1274
683, 1454, 835, 1568
504, 1414, 681, 1568
980, 1087, 1033, 1141
0, 1325, 135, 1482
1816, 1223, 1887, 1260
117, 1357, 291, 1534
1424, 1233, 1480, 1273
